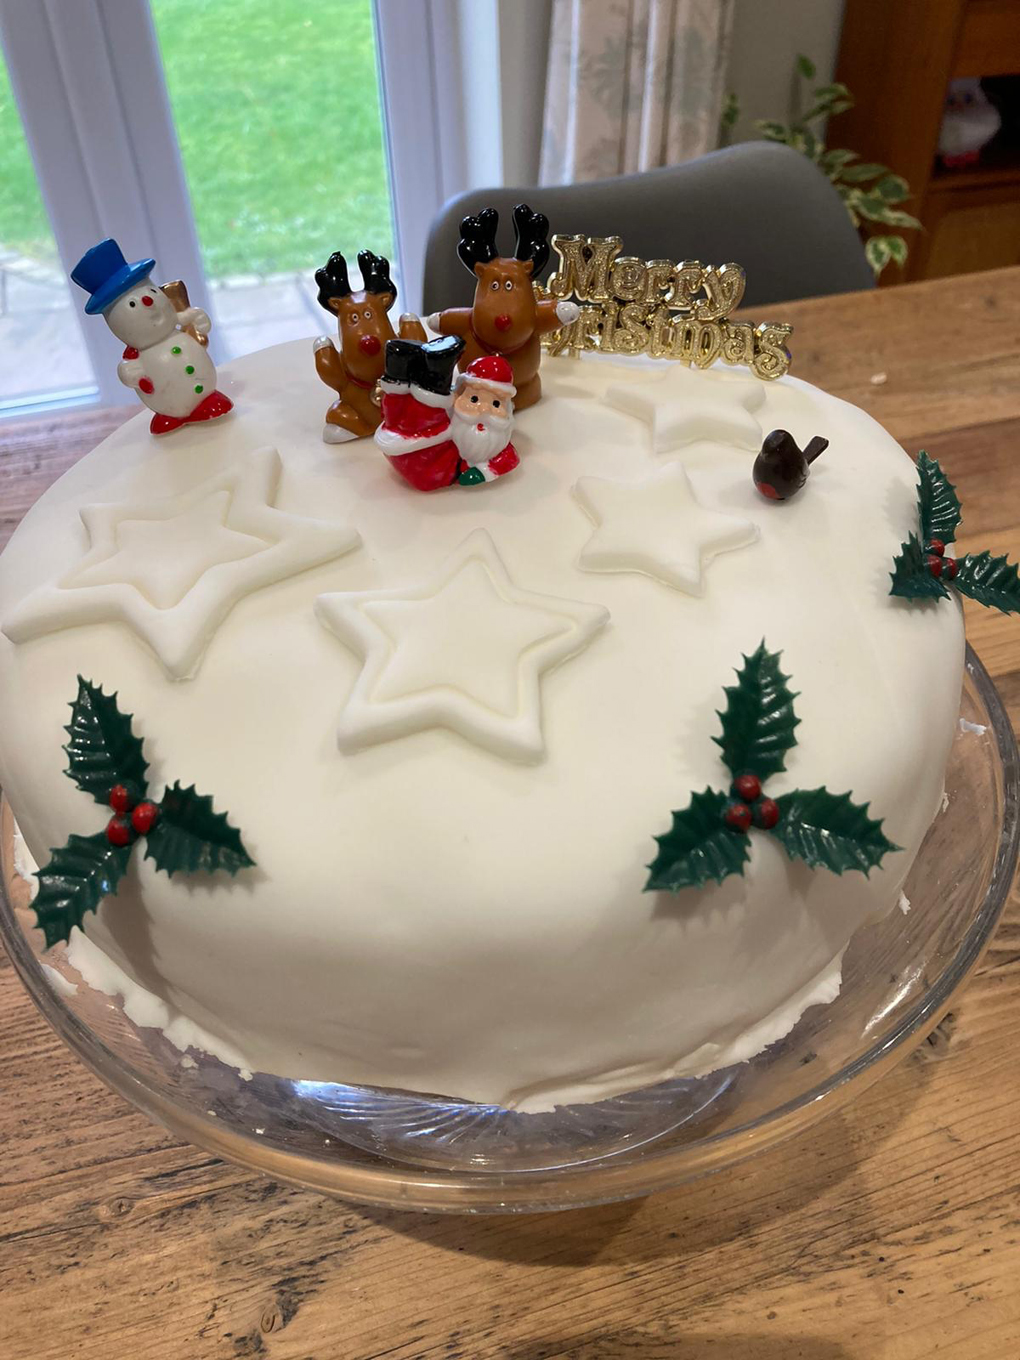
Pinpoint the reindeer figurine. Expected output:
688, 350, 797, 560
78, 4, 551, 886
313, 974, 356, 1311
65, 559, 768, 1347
313, 250, 426, 443
427, 204, 579, 411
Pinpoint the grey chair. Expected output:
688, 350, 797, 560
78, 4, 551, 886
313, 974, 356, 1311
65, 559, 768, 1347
422, 141, 873, 314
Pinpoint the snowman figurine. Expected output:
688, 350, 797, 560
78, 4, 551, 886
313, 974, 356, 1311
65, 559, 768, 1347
71, 238, 232, 435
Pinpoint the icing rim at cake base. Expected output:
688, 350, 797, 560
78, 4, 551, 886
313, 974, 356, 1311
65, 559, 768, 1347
58, 900, 846, 1112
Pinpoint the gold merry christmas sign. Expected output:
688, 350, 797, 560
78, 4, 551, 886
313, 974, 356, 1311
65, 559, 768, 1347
543, 234, 793, 380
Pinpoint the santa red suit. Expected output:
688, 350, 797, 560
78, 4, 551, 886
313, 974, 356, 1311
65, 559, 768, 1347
374, 335, 466, 492
374, 341, 519, 492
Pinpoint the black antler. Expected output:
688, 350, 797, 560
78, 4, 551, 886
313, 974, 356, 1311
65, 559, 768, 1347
512, 203, 550, 274
358, 250, 396, 300
457, 208, 500, 273
315, 251, 351, 311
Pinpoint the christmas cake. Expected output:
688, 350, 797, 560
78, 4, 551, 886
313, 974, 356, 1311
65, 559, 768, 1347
0, 334, 967, 1111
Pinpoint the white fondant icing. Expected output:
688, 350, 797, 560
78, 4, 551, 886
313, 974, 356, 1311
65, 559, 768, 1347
0, 343, 965, 1111
603, 366, 766, 453
315, 528, 609, 761
573, 461, 759, 595
1, 446, 361, 680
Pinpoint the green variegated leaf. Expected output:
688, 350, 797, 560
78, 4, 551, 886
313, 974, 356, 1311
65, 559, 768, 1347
755, 119, 790, 143
820, 147, 858, 176
34, 832, 132, 948
645, 788, 750, 892
146, 782, 255, 877
890, 533, 950, 601
713, 642, 800, 782
873, 174, 910, 203
796, 53, 816, 78
865, 236, 892, 276
771, 787, 899, 875
878, 208, 923, 230
954, 551, 1020, 615
64, 676, 148, 805
839, 161, 890, 183
916, 451, 962, 545
885, 235, 909, 266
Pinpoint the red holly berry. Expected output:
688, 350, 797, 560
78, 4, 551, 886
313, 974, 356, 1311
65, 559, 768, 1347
108, 783, 135, 815
724, 801, 752, 832
733, 773, 762, 803
131, 800, 159, 835
927, 554, 944, 578
928, 539, 945, 557
944, 556, 959, 580
754, 797, 781, 830
106, 816, 134, 847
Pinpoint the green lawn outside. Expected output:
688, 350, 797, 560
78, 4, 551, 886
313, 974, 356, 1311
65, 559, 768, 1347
152, 0, 393, 277
0, 48, 55, 264
0, 0, 393, 278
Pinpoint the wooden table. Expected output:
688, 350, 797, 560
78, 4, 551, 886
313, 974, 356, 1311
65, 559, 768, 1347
2, 269, 1019, 1360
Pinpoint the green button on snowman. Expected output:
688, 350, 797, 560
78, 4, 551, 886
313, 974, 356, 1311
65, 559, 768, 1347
71, 239, 233, 436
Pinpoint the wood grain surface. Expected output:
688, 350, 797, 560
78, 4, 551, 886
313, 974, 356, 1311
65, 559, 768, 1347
1, 270, 1019, 1360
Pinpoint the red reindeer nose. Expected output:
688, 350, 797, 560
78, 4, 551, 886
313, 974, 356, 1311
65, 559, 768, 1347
358, 334, 381, 355
494, 314, 512, 332
141, 295, 154, 307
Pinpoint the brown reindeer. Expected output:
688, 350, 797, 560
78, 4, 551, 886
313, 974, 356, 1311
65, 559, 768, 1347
427, 205, 578, 411
313, 250, 426, 442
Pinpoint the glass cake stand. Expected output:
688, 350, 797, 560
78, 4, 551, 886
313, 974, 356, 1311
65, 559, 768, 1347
1, 646, 1017, 1214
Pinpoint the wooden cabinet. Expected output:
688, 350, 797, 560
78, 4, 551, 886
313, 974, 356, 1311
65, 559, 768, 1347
835, 0, 1020, 281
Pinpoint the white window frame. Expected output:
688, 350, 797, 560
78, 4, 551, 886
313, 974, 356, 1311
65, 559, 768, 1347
1, 0, 215, 404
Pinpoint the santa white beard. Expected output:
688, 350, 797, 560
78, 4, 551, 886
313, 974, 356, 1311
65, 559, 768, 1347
451, 407, 513, 466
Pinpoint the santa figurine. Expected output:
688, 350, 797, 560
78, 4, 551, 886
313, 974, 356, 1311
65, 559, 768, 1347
70, 238, 232, 436
375, 338, 521, 493
450, 355, 519, 486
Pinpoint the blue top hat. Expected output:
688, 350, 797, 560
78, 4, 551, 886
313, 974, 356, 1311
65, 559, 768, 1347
71, 238, 156, 315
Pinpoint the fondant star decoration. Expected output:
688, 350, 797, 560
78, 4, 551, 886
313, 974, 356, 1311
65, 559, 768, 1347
315, 528, 609, 762
573, 462, 758, 595
603, 368, 766, 453
2, 446, 361, 680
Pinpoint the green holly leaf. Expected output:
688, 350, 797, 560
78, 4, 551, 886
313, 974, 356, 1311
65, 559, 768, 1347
915, 452, 962, 546
64, 676, 148, 806
34, 832, 132, 948
713, 642, 800, 782
146, 782, 255, 877
645, 788, 750, 892
890, 533, 950, 602
771, 787, 899, 876
954, 550, 1020, 615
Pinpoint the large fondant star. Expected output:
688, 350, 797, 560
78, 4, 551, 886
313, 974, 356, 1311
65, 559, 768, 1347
573, 462, 758, 595
315, 529, 609, 762
2, 446, 361, 679
603, 368, 766, 453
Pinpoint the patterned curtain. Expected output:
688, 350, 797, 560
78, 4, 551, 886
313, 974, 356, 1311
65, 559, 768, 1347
539, 0, 735, 185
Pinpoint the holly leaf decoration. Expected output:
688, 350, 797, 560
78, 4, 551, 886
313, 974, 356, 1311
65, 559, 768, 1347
770, 787, 899, 876
890, 533, 950, 602
713, 641, 800, 782
646, 788, 750, 891
33, 832, 132, 948
954, 551, 1020, 615
145, 781, 255, 877
916, 452, 962, 547
64, 676, 148, 805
